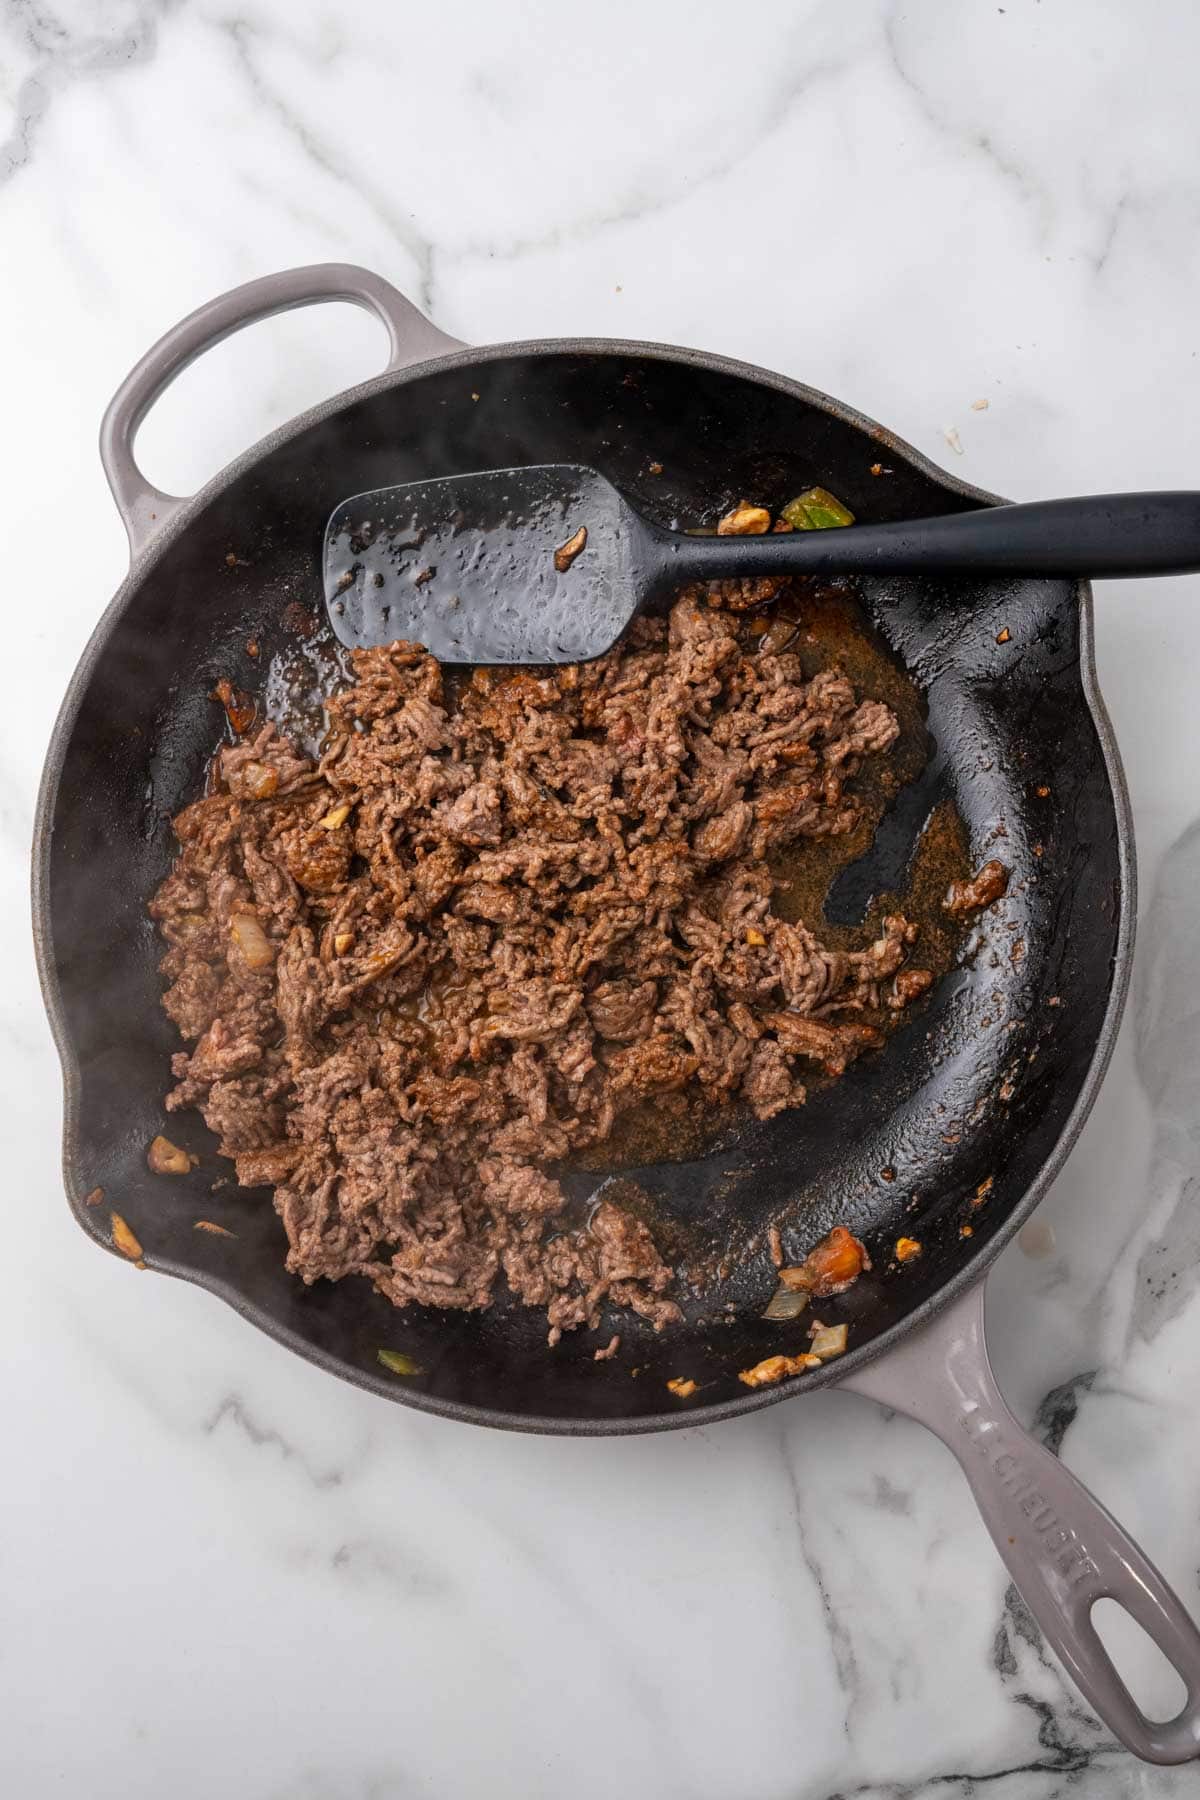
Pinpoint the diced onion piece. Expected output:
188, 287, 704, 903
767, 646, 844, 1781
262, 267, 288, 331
780, 487, 855, 531
318, 802, 352, 831
211, 678, 256, 735
147, 1135, 194, 1176
111, 1212, 145, 1265
230, 913, 274, 969
171, 913, 209, 942
666, 1376, 697, 1398
333, 931, 355, 956
717, 501, 771, 537
758, 615, 800, 656
745, 927, 766, 947
895, 1236, 922, 1263
238, 760, 279, 800
738, 1352, 821, 1389
194, 1220, 236, 1238
553, 526, 588, 572
762, 1282, 810, 1322
809, 1322, 849, 1360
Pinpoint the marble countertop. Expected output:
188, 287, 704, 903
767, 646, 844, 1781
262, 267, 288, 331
8, 2, 1200, 1794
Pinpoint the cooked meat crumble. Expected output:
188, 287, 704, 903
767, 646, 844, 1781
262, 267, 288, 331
943, 858, 1009, 919
149, 590, 931, 1339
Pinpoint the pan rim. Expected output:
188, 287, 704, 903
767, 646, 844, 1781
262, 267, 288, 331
32, 335, 1135, 1434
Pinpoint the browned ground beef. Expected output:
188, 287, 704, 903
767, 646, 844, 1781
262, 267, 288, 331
150, 590, 930, 1341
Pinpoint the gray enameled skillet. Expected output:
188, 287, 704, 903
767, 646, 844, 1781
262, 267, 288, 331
32, 264, 1200, 1761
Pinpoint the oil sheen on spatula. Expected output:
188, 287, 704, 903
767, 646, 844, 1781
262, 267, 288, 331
324, 465, 1200, 666
323, 465, 633, 665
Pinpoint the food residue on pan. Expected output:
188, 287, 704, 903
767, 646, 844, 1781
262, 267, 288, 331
594, 1335, 621, 1361
717, 501, 771, 537
780, 488, 856, 531
194, 1220, 236, 1237
944, 859, 1009, 919
739, 1351, 821, 1387
894, 1236, 922, 1263
553, 526, 588, 573
146, 1135, 196, 1175
780, 1224, 870, 1296
84, 1186, 104, 1207
111, 1213, 145, 1266
211, 677, 256, 737
742, 1321, 860, 1387
807, 1320, 848, 1359
763, 1224, 869, 1321
666, 1377, 697, 1398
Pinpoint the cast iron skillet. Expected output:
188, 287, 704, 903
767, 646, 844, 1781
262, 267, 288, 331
32, 265, 1200, 1762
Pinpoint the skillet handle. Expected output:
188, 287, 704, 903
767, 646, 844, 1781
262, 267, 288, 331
99, 263, 464, 559
839, 1281, 1200, 1764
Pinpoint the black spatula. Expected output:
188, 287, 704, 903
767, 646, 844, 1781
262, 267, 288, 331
323, 464, 1200, 665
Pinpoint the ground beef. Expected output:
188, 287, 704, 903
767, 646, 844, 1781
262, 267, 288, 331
944, 858, 1010, 918
149, 589, 931, 1341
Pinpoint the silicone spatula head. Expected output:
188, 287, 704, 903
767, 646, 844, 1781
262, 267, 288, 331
323, 464, 640, 664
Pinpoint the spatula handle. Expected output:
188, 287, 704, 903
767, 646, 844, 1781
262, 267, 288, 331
652, 493, 1200, 584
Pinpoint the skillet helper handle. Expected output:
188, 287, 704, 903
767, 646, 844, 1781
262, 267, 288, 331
99, 263, 464, 559
840, 1282, 1200, 1764
655, 492, 1200, 584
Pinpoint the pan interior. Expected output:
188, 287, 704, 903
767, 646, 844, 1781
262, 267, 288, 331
43, 350, 1122, 1426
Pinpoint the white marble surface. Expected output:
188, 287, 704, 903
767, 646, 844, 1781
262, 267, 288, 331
7, 1, 1200, 1794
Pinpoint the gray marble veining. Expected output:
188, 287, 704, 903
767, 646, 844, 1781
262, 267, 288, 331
7, 2, 1200, 1794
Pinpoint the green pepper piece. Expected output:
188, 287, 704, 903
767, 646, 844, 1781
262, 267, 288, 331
377, 1349, 423, 1376
780, 487, 856, 530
